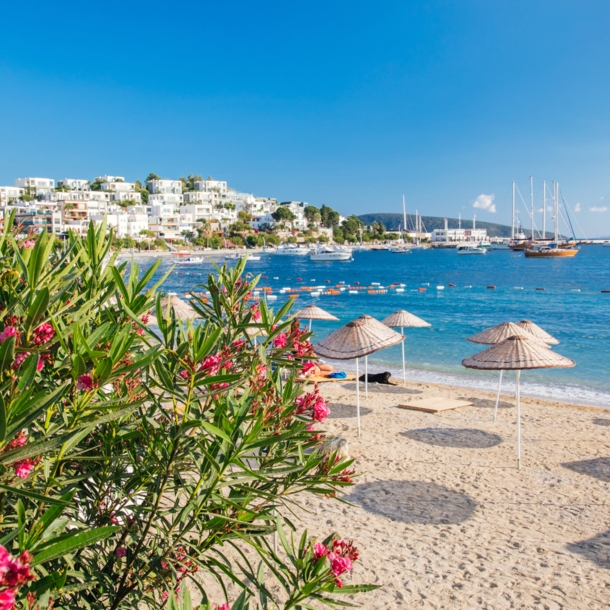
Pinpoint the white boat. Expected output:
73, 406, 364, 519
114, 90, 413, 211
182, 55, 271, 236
224, 253, 241, 260
309, 245, 352, 262
389, 245, 412, 254
478, 240, 492, 249
457, 245, 487, 255
488, 241, 510, 250
603, 241, 610, 247
177, 256, 205, 264
273, 244, 310, 256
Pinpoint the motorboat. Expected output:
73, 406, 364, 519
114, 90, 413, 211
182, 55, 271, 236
457, 245, 487, 255
389, 243, 411, 253
273, 244, 310, 256
176, 256, 205, 264
309, 245, 352, 262
488, 241, 510, 250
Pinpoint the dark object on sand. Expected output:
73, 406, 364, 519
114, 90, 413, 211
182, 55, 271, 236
358, 371, 395, 385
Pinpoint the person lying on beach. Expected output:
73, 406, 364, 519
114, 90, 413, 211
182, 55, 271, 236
302, 352, 335, 378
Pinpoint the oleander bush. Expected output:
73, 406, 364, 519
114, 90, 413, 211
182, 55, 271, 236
0, 215, 374, 609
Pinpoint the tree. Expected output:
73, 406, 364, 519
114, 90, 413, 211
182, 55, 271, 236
237, 210, 252, 223
139, 229, 154, 237
55, 184, 72, 192
342, 215, 363, 235
372, 221, 386, 236
180, 174, 203, 192
145, 172, 160, 183
272, 206, 296, 226
304, 205, 321, 224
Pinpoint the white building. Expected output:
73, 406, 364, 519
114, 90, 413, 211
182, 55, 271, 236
95, 175, 124, 183
180, 203, 214, 222
15, 177, 55, 195
0, 186, 25, 203
431, 218, 488, 243
193, 180, 227, 194
277, 201, 308, 230
250, 213, 276, 230
148, 193, 183, 207
147, 179, 182, 195
57, 178, 89, 190
111, 191, 142, 204
100, 181, 136, 193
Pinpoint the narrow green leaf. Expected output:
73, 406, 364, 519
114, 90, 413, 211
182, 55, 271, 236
0, 336, 15, 372
24, 288, 49, 335
31, 526, 120, 566
0, 485, 70, 506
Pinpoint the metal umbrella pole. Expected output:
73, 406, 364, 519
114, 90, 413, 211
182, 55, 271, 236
493, 370, 504, 422
401, 326, 406, 385
365, 355, 368, 399
516, 370, 521, 470
356, 357, 361, 436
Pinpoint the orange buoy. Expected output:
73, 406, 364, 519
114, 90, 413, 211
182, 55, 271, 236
418, 288, 426, 292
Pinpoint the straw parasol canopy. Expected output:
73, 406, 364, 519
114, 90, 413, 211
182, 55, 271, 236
314, 315, 405, 436
382, 310, 431, 328
466, 321, 547, 346
314, 314, 404, 360
462, 335, 574, 370
158, 296, 199, 322
294, 305, 339, 322
463, 335, 574, 469
515, 320, 559, 345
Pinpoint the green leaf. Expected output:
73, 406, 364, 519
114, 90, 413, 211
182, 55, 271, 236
0, 394, 5, 442
200, 421, 233, 444
24, 288, 49, 335
31, 526, 120, 566
0, 485, 70, 506
94, 357, 113, 384
0, 336, 15, 372
16, 353, 39, 391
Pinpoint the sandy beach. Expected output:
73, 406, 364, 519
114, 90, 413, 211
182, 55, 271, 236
290, 379, 610, 609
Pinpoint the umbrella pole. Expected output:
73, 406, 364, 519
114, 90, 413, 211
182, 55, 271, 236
356, 358, 361, 436
308, 319, 312, 332
494, 370, 503, 422
365, 355, 368, 399
401, 327, 406, 386
516, 370, 521, 470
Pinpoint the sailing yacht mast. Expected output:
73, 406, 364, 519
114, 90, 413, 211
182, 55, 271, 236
554, 182, 559, 244
530, 176, 534, 239
510, 180, 515, 239
402, 195, 407, 242
542, 180, 546, 239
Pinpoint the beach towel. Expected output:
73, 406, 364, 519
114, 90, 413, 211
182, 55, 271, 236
328, 372, 347, 379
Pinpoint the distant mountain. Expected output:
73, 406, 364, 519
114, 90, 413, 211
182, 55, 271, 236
357, 213, 548, 238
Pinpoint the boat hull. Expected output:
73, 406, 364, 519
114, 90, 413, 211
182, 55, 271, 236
524, 249, 578, 258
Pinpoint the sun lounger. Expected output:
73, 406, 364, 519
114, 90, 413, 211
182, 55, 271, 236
397, 397, 473, 413
297, 374, 357, 384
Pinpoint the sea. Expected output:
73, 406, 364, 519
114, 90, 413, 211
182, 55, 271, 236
124, 246, 610, 407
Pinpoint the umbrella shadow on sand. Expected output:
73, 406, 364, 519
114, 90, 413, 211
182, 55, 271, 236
562, 457, 610, 483
592, 418, 610, 427
567, 530, 610, 568
345, 480, 477, 525
464, 396, 515, 412
341, 382, 422, 396
327, 403, 373, 419
401, 427, 503, 449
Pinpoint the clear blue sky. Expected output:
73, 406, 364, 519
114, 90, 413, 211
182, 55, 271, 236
1, 1, 609, 236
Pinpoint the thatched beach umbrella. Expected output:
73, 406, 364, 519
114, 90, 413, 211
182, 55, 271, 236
462, 335, 574, 469
158, 296, 199, 322
294, 305, 339, 332
467, 321, 548, 421
382, 310, 431, 385
314, 315, 404, 435
516, 320, 559, 345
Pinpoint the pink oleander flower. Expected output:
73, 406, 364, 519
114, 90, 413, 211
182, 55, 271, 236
160, 591, 169, 603
12, 353, 28, 370
199, 355, 221, 375
250, 304, 261, 321
273, 332, 287, 348
328, 552, 352, 577
22, 240, 35, 250
0, 546, 34, 589
7, 432, 27, 450
0, 327, 17, 344
179, 369, 190, 380
215, 604, 230, 610
32, 323, 54, 345
76, 373, 94, 391
334, 578, 343, 588
14, 459, 36, 479
141, 314, 150, 324
312, 396, 330, 422
115, 547, 127, 558
232, 339, 246, 350
313, 542, 328, 561
0, 588, 15, 610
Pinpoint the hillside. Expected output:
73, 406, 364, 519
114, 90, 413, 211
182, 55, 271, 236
357, 213, 540, 238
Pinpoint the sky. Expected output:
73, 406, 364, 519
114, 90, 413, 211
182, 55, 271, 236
1, 1, 610, 236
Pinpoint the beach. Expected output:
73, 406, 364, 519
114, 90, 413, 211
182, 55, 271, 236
291, 379, 610, 608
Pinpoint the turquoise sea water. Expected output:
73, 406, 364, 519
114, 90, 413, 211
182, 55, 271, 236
127, 246, 610, 407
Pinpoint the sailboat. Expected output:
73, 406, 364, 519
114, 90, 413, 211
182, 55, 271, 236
410, 210, 429, 250
525, 182, 578, 258
389, 196, 412, 253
